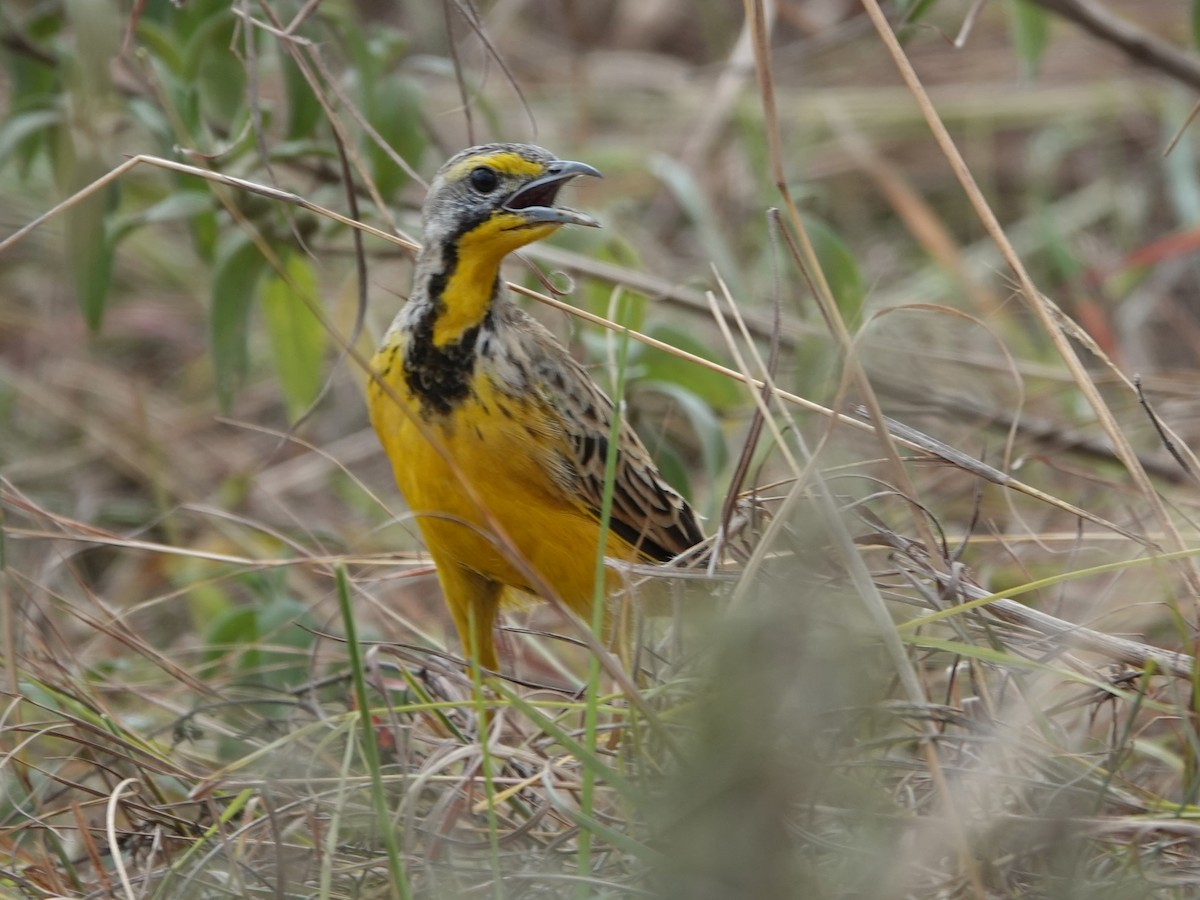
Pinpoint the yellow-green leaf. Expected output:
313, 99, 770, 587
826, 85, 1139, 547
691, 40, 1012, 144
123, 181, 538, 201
1011, 0, 1051, 80
211, 231, 267, 411
260, 252, 326, 421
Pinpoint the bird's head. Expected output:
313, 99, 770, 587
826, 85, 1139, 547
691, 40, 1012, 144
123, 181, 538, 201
420, 143, 602, 261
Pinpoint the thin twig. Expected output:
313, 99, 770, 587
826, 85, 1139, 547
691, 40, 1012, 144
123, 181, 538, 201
1031, 0, 1200, 91
1135, 376, 1200, 486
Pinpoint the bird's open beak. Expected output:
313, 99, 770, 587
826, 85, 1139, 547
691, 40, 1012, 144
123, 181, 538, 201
503, 160, 602, 228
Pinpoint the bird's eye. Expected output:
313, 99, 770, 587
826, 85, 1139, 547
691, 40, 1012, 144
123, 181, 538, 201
469, 166, 499, 193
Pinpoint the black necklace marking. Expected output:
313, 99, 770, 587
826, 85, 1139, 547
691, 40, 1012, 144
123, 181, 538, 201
404, 227, 504, 416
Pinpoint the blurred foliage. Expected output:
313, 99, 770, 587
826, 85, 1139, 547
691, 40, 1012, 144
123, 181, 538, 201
0, 0, 429, 418
1010, 0, 1052, 78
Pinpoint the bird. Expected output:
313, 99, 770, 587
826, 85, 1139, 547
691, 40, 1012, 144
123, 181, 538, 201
367, 143, 704, 672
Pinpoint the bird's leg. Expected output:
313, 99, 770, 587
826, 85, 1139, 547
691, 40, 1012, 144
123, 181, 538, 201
609, 585, 636, 678
439, 563, 504, 674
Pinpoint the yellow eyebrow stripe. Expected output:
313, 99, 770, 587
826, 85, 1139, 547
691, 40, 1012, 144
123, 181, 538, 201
444, 151, 544, 183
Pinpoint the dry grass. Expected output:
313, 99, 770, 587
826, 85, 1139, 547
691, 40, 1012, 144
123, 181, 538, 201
5, 1, 1200, 897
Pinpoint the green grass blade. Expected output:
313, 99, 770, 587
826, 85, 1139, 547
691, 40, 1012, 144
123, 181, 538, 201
335, 563, 410, 900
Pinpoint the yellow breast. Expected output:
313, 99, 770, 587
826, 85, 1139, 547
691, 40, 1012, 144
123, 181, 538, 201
367, 336, 638, 615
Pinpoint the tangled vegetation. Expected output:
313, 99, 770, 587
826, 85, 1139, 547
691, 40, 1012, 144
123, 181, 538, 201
5, 1, 1200, 897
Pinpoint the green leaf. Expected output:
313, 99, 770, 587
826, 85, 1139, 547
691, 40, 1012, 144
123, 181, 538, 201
170, 174, 220, 261
133, 18, 185, 75
63, 161, 117, 331
0, 108, 61, 170
171, 0, 236, 32
639, 323, 743, 411
141, 51, 202, 140
268, 139, 336, 164
650, 153, 743, 295
578, 282, 647, 332
180, 7, 246, 130
281, 50, 322, 140
210, 569, 316, 690
363, 74, 425, 199
1035, 205, 1084, 283
253, 594, 317, 691
110, 191, 215, 244
260, 252, 327, 421
899, 0, 938, 23
646, 441, 691, 505
636, 379, 727, 487
4, 11, 61, 118
203, 606, 259, 670
1010, 0, 1051, 80
126, 96, 175, 152
802, 215, 864, 325
210, 231, 268, 411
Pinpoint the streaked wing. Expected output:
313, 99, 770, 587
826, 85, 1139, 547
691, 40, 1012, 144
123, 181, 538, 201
531, 337, 704, 561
